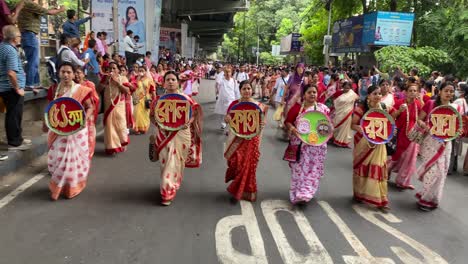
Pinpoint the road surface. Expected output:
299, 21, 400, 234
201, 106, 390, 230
0, 79, 468, 264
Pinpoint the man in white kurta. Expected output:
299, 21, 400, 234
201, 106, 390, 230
214, 66, 224, 99
214, 67, 240, 129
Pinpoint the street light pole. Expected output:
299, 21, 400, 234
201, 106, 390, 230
113, 0, 119, 52
324, 0, 332, 67
256, 25, 259, 66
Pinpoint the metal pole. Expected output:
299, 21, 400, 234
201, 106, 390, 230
113, 0, 119, 53
324, 0, 332, 67
256, 25, 259, 66
242, 13, 246, 63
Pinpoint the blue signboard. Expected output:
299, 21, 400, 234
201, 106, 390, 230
362, 12, 377, 46
363, 11, 415, 46
331, 15, 366, 53
291, 33, 302, 52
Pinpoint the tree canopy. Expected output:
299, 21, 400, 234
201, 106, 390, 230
221, 0, 468, 78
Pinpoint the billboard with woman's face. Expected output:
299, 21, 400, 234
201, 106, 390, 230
119, 0, 146, 53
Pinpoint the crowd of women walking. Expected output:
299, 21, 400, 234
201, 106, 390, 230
43, 58, 468, 213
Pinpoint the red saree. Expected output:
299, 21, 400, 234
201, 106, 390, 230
224, 100, 267, 201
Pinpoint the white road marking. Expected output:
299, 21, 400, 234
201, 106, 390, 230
261, 200, 333, 264
353, 205, 448, 264
0, 173, 45, 210
215, 200, 268, 264
318, 201, 395, 264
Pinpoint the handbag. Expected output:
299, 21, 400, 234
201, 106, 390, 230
273, 104, 284, 121
148, 135, 158, 162
145, 99, 152, 109
132, 94, 139, 105
462, 115, 468, 138
407, 122, 427, 144
283, 142, 302, 162
386, 129, 398, 156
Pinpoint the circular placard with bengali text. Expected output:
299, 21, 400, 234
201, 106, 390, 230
228, 102, 263, 139
360, 108, 395, 144
428, 105, 462, 142
296, 110, 334, 146
153, 93, 193, 131
44, 97, 86, 136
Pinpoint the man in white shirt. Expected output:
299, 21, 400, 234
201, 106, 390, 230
214, 67, 240, 130
214, 66, 224, 99
123, 30, 138, 68
57, 34, 87, 68
234, 65, 249, 84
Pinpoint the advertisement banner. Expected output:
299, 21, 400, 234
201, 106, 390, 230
363, 11, 414, 47
374, 12, 415, 46
331, 15, 365, 53
160, 27, 181, 55
91, 0, 115, 43
119, 0, 146, 54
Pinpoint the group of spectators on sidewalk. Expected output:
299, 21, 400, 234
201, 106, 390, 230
0, 0, 94, 161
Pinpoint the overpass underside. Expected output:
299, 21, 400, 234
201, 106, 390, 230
162, 0, 248, 53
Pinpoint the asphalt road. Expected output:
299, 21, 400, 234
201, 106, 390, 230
0, 79, 468, 264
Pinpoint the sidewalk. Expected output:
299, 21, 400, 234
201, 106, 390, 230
0, 115, 103, 177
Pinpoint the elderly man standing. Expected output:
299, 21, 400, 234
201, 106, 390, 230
18, 1, 65, 91
0, 26, 31, 151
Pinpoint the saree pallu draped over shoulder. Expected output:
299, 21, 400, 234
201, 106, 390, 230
47, 85, 96, 200
103, 76, 129, 155
332, 90, 358, 147
150, 94, 203, 203
352, 106, 389, 207
224, 101, 266, 202
415, 135, 451, 208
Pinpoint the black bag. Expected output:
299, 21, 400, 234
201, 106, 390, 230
386, 129, 398, 156
380, 103, 397, 156
148, 135, 158, 162
145, 99, 152, 109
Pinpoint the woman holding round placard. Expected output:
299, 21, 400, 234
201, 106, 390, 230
284, 84, 330, 205
100, 62, 131, 155
224, 80, 268, 202
149, 71, 203, 206
332, 81, 358, 148
44, 62, 98, 200
388, 84, 423, 190
415, 82, 460, 211
351, 85, 392, 210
